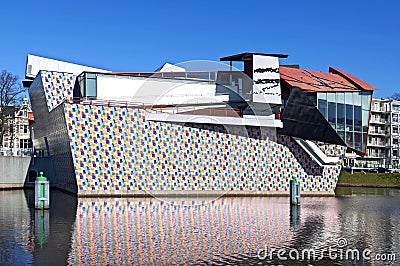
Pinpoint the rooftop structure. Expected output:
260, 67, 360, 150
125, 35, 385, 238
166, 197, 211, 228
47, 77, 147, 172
279, 66, 374, 154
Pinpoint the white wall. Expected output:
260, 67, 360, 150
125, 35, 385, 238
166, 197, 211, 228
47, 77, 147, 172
26, 55, 108, 78
96, 75, 223, 105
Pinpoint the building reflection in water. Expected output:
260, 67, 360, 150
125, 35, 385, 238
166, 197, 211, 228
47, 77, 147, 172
67, 197, 345, 265
1, 190, 399, 265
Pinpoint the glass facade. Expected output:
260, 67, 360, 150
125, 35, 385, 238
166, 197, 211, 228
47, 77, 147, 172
317, 91, 372, 152
77, 73, 97, 98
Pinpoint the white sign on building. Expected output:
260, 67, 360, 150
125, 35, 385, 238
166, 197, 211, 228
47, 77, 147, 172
252, 55, 281, 104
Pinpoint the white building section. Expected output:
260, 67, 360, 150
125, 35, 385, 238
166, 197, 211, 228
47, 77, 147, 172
252, 55, 281, 105
25, 54, 109, 79
96, 75, 226, 105
146, 112, 282, 128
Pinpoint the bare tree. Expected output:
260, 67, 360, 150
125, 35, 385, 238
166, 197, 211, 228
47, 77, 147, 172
0, 70, 26, 147
389, 93, 400, 101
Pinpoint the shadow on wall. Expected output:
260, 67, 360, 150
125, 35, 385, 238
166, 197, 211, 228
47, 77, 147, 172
183, 123, 272, 141
278, 135, 323, 177
25, 157, 56, 188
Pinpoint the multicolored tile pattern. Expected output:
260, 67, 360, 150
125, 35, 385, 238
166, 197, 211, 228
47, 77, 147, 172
35, 70, 346, 194
40, 71, 74, 111
63, 103, 346, 193
68, 197, 341, 265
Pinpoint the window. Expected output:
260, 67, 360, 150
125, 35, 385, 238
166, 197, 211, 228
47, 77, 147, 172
86, 73, 97, 97
318, 93, 327, 117
19, 125, 29, 134
19, 139, 31, 149
393, 105, 400, 111
316, 91, 372, 152
346, 104, 354, 131
354, 105, 362, 131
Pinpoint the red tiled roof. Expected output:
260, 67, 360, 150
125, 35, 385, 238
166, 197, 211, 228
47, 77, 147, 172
28, 112, 34, 121
280, 66, 377, 92
329, 67, 377, 91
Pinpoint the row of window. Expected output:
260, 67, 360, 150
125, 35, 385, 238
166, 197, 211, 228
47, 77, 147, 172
370, 113, 400, 123
7, 124, 29, 134
317, 91, 372, 152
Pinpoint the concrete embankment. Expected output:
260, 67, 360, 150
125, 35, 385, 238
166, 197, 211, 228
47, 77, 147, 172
0, 156, 31, 189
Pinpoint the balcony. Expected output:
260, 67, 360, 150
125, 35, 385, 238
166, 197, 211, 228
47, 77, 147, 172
369, 129, 386, 135
368, 141, 385, 147
371, 107, 387, 112
370, 118, 386, 124
385, 141, 400, 148
366, 153, 385, 158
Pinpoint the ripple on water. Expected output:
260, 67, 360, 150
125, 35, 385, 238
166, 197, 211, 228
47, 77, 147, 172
0, 189, 399, 265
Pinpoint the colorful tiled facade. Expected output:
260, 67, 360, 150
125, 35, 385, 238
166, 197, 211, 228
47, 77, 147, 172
35, 71, 346, 195
63, 102, 345, 193
41, 70, 74, 111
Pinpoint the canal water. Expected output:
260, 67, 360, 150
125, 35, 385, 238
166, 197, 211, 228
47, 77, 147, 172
0, 188, 399, 265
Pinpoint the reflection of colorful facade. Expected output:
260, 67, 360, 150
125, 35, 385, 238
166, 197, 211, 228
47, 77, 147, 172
25, 53, 375, 195
68, 197, 342, 265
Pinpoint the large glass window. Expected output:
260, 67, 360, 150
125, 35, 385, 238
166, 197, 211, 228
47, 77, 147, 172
354, 105, 362, 132
76, 73, 97, 98
328, 93, 336, 128
361, 91, 371, 110
346, 104, 354, 132
316, 91, 372, 153
337, 103, 345, 131
86, 73, 97, 97
354, 132, 362, 151
318, 93, 327, 118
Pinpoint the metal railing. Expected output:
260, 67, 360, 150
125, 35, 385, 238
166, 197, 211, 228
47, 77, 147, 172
370, 118, 386, 123
369, 130, 386, 135
368, 141, 385, 146
371, 107, 387, 112
0, 148, 33, 157
366, 153, 385, 158
71, 98, 244, 118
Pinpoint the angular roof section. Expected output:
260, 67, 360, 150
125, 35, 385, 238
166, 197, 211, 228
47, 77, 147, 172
280, 66, 377, 92
329, 67, 377, 91
220, 52, 288, 61
25, 54, 109, 79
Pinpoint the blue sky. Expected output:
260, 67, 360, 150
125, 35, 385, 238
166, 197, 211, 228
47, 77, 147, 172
0, 0, 398, 98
